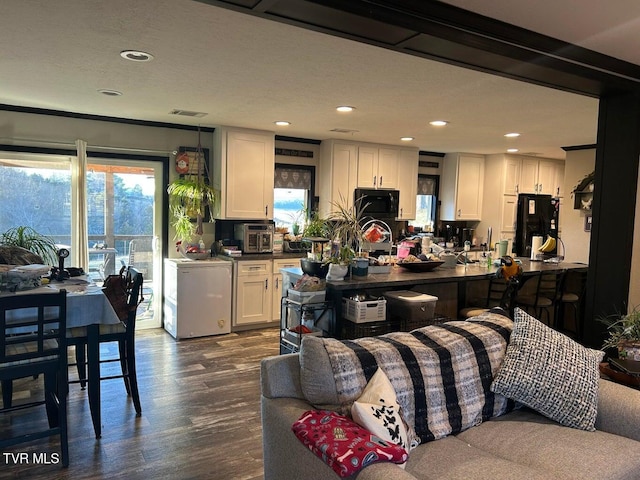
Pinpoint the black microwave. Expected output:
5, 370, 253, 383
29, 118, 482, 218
354, 188, 400, 218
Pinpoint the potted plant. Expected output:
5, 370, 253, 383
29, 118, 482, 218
0, 226, 59, 265
600, 307, 640, 361
325, 193, 369, 277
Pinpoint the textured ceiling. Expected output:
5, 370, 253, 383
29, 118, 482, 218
1, 0, 628, 159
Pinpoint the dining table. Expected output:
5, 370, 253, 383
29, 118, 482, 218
2, 275, 120, 439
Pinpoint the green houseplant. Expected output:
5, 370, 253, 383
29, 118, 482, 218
0, 226, 59, 265
600, 307, 640, 360
167, 177, 216, 242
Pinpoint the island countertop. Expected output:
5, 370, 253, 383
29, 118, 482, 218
281, 258, 588, 291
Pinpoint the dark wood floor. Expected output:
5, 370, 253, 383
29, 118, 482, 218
1, 327, 280, 480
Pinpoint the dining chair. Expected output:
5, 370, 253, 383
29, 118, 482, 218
515, 271, 565, 326
67, 267, 143, 419
0, 289, 69, 467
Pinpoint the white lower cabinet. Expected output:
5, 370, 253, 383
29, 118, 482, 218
272, 258, 301, 321
234, 260, 272, 326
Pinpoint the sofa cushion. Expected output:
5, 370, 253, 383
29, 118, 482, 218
291, 410, 408, 478
351, 368, 413, 455
457, 408, 640, 480
300, 310, 515, 445
490, 308, 604, 431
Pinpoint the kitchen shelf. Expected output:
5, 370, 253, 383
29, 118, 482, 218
279, 297, 333, 354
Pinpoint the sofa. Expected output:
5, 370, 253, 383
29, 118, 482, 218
261, 308, 640, 479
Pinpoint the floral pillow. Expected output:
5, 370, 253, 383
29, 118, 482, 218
351, 368, 416, 458
292, 410, 408, 478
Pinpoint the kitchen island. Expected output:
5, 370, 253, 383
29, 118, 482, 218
281, 258, 588, 339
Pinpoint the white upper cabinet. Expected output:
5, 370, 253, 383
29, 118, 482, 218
520, 157, 563, 196
503, 156, 522, 195
441, 153, 485, 221
357, 146, 399, 189
215, 128, 275, 219
396, 149, 419, 220
318, 140, 358, 217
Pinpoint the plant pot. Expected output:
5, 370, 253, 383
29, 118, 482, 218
352, 257, 369, 277
300, 258, 329, 279
618, 341, 640, 361
327, 263, 348, 281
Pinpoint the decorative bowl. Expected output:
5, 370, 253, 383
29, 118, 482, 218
181, 250, 211, 260
300, 258, 329, 279
178, 243, 211, 260
397, 260, 444, 272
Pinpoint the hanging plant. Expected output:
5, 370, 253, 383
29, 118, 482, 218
167, 130, 216, 243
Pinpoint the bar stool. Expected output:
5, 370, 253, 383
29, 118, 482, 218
515, 271, 565, 327
556, 269, 588, 339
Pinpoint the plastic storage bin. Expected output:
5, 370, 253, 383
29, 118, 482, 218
384, 290, 438, 330
342, 297, 386, 323
287, 289, 326, 304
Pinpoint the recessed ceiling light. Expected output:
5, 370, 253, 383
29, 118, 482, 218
400, 137, 414, 141
336, 106, 355, 113
504, 132, 521, 138
97, 89, 122, 97
274, 121, 291, 126
507, 148, 519, 153
120, 50, 154, 62
429, 120, 448, 126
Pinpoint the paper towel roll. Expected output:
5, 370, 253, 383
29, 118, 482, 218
531, 236, 544, 260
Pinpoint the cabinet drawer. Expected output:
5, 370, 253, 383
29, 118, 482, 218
273, 259, 301, 271
237, 261, 271, 275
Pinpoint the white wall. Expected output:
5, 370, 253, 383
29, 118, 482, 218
561, 149, 595, 263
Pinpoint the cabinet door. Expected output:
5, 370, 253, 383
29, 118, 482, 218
226, 131, 274, 219
235, 274, 272, 324
503, 157, 521, 195
520, 158, 539, 193
554, 162, 565, 197
500, 195, 518, 232
319, 141, 358, 217
537, 160, 556, 195
396, 149, 418, 220
357, 146, 378, 188
272, 259, 300, 321
377, 148, 399, 189
235, 261, 272, 325
455, 154, 484, 220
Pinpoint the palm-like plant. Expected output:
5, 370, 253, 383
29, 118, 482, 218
600, 307, 640, 352
0, 226, 58, 265
326, 193, 369, 262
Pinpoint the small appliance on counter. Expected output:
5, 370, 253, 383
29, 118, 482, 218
234, 223, 274, 253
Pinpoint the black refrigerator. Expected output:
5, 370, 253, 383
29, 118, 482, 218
514, 194, 560, 258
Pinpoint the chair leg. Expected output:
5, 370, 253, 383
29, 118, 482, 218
57, 363, 69, 467
125, 339, 142, 416
75, 344, 87, 390
118, 339, 131, 395
2, 379, 13, 409
43, 372, 59, 428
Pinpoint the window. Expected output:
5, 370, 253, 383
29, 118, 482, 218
273, 164, 315, 235
0, 153, 73, 245
409, 175, 439, 233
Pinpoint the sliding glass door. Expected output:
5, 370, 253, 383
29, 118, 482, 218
87, 158, 164, 329
0, 151, 165, 329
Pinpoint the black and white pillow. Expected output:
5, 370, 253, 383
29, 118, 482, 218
490, 308, 604, 431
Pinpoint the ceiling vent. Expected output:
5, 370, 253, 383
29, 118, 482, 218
169, 109, 208, 118
330, 128, 359, 134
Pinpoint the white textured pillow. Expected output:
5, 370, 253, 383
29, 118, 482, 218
491, 308, 604, 431
351, 368, 413, 456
